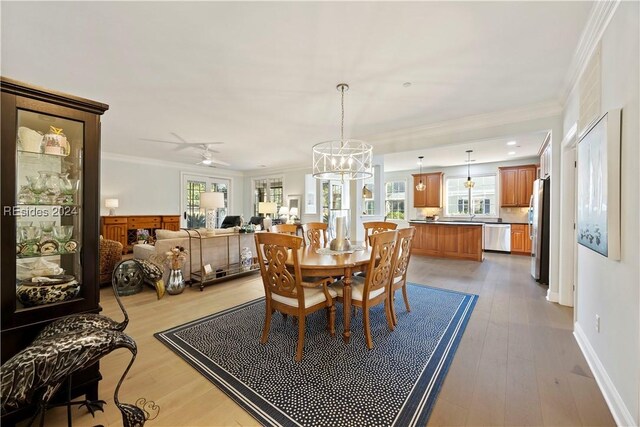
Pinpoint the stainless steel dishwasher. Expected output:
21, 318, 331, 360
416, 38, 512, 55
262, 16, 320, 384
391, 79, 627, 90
483, 224, 511, 252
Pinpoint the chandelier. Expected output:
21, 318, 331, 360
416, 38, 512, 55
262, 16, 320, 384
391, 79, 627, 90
415, 156, 426, 191
464, 150, 475, 189
312, 84, 373, 181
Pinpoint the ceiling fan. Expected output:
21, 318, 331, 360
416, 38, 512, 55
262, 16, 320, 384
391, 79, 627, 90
140, 132, 224, 152
196, 146, 230, 167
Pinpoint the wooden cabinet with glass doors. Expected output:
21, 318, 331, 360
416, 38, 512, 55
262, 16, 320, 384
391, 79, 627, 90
1, 77, 108, 423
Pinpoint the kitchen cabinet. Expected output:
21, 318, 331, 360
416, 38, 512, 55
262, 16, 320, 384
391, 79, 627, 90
410, 222, 483, 261
1, 77, 108, 423
412, 172, 443, 208
499, 165, 537, 207
510, 224, 531, 255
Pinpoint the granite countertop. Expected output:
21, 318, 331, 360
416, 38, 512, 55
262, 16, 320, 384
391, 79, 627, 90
408, 220, 484, 226
409, 220, 529, 225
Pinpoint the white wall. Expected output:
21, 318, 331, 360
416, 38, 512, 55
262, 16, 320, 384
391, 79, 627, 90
100, 153, 245, 218
569, 3, 639, 425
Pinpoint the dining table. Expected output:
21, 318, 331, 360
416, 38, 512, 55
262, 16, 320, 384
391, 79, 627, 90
287, 245, 373, 343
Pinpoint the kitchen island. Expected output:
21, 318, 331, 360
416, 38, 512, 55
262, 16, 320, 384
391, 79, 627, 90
409, 221, 484, 262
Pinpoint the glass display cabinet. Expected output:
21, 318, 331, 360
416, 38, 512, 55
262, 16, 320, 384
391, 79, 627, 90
1, 77, 108, 422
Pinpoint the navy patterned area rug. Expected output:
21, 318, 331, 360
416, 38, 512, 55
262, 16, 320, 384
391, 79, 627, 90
155, 284, 477, 427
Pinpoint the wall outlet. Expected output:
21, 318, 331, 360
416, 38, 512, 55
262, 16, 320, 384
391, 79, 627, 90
595, 314, 601, 332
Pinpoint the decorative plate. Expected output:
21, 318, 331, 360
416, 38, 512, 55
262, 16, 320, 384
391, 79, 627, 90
64, 239, 78, 253
21, 274, 76, 286
38, 239, 59, 255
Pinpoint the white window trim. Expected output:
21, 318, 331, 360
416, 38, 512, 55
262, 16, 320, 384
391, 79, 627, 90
444, 173, 499, 218
384, 179, 407, 220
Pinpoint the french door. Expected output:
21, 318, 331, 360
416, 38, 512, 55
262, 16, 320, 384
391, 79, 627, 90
181, 174, 230, 228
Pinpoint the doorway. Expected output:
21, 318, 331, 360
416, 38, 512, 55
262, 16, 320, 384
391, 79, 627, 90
181, 173, 230, 228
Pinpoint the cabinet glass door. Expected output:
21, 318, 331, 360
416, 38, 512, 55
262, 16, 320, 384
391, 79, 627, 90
15, 110, 84, 309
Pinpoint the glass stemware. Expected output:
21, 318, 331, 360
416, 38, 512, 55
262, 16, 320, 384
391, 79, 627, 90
42, 172, 60, 204
59, 173, 78, 204
19, 225, 42, 245
26, 174, 46, 203
40, 220, 55, 238
52, 225, 73, 243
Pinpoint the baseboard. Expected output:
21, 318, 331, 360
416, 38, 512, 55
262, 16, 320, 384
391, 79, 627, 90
573, 323, 637, 426
546, 289, 559, 302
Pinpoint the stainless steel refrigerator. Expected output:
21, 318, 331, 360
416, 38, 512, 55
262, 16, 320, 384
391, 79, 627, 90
529, 177, 550, 283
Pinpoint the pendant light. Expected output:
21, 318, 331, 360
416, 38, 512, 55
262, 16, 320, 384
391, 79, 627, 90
415, 156, 426, 191
312, 84, 373, 181
464, 150, 475, 189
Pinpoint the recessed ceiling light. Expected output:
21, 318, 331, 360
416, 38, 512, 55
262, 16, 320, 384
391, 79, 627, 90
507, 141, 517, 146
403, 82, 412, 88
508, 151, 516, 155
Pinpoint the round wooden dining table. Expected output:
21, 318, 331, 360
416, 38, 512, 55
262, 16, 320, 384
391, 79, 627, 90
287, 246, 372, 343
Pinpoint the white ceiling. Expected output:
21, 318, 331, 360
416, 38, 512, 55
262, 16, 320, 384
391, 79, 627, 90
384, 130, 549, 172
1, 2, 593, 172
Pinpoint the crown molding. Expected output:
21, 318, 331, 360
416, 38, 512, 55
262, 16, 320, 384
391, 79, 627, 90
102, 151, 245, 178
559, 0, 621, 103
363, 100, 562, 147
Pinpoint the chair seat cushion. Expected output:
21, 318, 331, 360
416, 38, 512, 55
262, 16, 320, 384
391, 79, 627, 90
272, 285, 337, 308
332, 276, 386, 301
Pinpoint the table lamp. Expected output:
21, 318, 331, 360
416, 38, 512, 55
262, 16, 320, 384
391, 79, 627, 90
288, 207, 299, 224
105, 198, 119, 216
200, 192, 225, 235
278, 206, 289, 222
258, 202, 277, 231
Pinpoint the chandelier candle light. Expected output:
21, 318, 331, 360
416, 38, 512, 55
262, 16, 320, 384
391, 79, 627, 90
415, 156, 426, 191
464, 150, 475, 189
329, 215, 351, 252
312, 83, 373, 181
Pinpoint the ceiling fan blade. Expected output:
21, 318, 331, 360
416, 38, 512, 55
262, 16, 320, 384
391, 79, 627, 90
139, 138, 183, 144
170, 132, 189, 144
174, 144, 220, 153
210, 158, 230, 166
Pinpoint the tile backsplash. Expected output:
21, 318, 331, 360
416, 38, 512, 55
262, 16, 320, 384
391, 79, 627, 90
499, 207, 530, 224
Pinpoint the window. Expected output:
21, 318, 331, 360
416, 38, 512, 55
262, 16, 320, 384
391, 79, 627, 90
253, 177, 284, 216
445, 175, 496, 217
321, 180, 349, 223
385, 180, 406, 219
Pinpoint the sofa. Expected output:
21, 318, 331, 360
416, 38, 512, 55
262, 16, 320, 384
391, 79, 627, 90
133, 228, 256, 283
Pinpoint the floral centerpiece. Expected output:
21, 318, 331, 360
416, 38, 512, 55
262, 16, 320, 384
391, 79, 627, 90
136, 228, 150, 243
166, 245, 188, 270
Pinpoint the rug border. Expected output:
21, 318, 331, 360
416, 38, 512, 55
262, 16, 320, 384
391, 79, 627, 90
155, 283, 478, 427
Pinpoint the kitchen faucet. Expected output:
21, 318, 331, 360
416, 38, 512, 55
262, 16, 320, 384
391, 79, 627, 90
469, 214, 476, 221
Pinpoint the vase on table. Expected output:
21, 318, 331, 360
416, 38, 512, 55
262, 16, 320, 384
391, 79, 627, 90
166, 269, 185, 295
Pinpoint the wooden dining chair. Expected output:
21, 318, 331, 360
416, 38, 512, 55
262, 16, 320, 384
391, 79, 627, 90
254, 233, 336, 361
363, 221, 397, 248
302, 222, 329, 249
332, 230, 397, 349
389, 227, 416, 326
271, 223, 298, 235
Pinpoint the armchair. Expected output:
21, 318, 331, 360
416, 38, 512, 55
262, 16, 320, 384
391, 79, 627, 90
100, 238, 123, 285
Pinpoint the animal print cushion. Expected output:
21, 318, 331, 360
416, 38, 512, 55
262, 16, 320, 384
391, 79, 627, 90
133, 259, 165, 299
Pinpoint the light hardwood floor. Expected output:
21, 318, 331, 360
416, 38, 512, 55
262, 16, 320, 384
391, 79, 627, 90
36, 253, 615, 426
